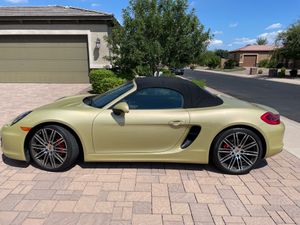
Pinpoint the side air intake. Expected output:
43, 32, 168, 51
181, 126, 201, 149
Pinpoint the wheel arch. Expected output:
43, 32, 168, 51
24, 122, 84, 162
208, 124, 267, 163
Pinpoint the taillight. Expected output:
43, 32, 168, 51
261, 112, 280, 125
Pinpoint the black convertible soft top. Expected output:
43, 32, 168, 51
135, 77, 223, 108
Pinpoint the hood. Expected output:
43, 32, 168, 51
34, 94, 92, 111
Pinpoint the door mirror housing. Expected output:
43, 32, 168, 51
112, 102, 129, 115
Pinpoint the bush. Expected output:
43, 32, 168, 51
198, 51, 221, 68
224, 59, 237, 69
89, 69, 116, 84
89, 69, 125, 94
290, 69, 298, 77
258, 59, 269, 68
278, 67, 286, 77
92, 77, 125, 94
258, 69, 263, 74
160, 68, 174, 77
206, 55, 221, 69
268, 59, 278, 68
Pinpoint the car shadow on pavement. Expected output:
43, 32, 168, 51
2, 154, 268, 174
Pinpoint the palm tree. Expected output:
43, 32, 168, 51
256, 37, 268, 45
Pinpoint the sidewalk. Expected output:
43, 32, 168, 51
206, 86, 300, 159
196, 68, 300, 86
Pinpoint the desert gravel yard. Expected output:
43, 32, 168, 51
0, 84, 300, 225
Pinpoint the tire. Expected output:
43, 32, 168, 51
29, 125, 79, 172
212, 128, 263, 175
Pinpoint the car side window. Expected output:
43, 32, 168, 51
121, 88, 184, 109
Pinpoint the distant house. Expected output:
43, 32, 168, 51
229, 45, 276, 67
0, 6, 116, 83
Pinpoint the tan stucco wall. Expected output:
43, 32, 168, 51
0, 23, 112, 69
229, 51, 273, 67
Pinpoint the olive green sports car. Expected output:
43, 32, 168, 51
1, 77, 284, 174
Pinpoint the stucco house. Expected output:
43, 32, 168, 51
0, 6, 116, 83
229, 45, 276, 67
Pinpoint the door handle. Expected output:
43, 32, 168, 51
169, 120, 185, 127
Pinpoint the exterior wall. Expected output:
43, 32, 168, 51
0, 23, 112, 69
229, 51, 273, 67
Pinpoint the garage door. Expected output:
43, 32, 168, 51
0, 35, 89, 83
243, 55, 257, 67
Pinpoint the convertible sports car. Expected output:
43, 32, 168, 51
1, 77, 284, 174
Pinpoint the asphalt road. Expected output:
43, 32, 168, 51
184, 70, 300, 123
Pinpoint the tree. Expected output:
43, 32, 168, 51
256, 37, 268, 45
276, 20, 300, 64
106, 0, 210, 76
214, 49, 229, 59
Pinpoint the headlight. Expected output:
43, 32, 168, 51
10, 111, 32, 126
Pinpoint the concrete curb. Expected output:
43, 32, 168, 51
205, 86, 300, 159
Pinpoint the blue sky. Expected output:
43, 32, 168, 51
1, 0, 299, 50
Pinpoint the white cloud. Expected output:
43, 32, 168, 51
213, 30, 223, 35
210, 39, 223, 46
266, 23, 282, 30
258, 30, 283, 43
5, 0, 28, 3
229, 22, 238, 28
91, 3, 100, 7
233, 37, 256, 45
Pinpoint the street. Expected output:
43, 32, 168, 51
185, 70, 300, 123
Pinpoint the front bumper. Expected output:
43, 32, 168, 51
1, 124, 27, 161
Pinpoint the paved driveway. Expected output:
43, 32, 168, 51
0, 84, 300, 225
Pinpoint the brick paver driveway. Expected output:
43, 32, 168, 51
0, 84, 300, 225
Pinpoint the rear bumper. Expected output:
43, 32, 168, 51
1, 125, 27, 161
264, 122, 285, 158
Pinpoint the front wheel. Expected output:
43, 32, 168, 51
29, 125, 79, 172
212, 128, 263, 174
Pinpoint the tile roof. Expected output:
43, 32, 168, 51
0, 6, 112, 17
230, 45, 277, 53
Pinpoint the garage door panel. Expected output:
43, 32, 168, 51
0, 60, 88, 72
0, 35, 89, 83
243, 55, 257, 67
0, 48, 88, 60
0, 72, 89, 83
0, 43, 87, 48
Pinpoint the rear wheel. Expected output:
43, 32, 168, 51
212, 128, 263, 174
29, 125, 79, 172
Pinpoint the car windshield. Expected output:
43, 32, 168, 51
87, 81, 134, 108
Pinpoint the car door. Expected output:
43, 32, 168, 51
92, 87, 190, 153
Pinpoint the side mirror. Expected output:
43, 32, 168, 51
112, 102, 129, 115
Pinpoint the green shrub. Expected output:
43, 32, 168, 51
160, 68, 174, 77
268, 59, 277, 68
278, 67, 286, 77
89, 69, 127, 94
224, 59, 236, 69
92, 77, 125, 94
258, 69, 263, 74
258, 59, 269, 68
89, 69, 116, 84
